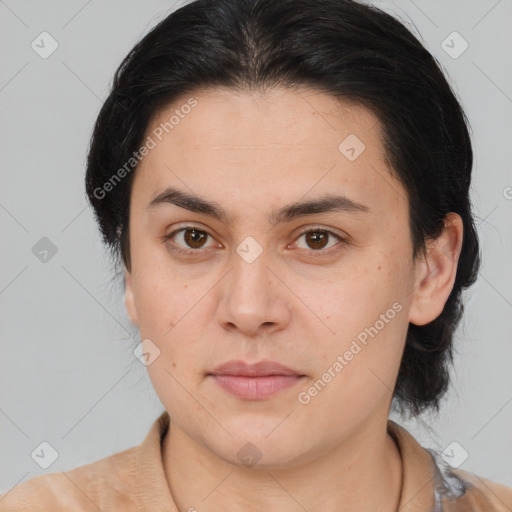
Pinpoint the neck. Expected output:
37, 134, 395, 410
162, 415, 403, 512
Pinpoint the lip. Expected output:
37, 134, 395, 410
208, 360, 305, 400
210, 360, 302, 377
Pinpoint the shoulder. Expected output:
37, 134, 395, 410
387, 420, 512, 512
0, 444, 140, 512
427, 447, 512, 512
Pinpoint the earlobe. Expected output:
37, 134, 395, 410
409, 212, 464, 326
124, 265, 139, 326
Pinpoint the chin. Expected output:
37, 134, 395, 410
216, 441, 307, 471
205, 425, 315, 470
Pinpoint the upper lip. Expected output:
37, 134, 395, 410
209, 360, 303, 377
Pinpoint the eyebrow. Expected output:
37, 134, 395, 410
148, 186, 370, 225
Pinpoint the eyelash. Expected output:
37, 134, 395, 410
161, 224, 347, 258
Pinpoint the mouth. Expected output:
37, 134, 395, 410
207, 360, 306, 400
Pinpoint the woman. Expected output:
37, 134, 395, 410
2, 0, 511, 510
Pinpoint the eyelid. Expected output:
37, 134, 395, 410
294, 224, 347, 240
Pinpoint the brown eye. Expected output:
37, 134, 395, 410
305, 231, 329, 250
164, 226, 218, 254
293, 228, 345, 254
183, 228, 208, 249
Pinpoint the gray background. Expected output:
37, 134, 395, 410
1, 0, 511, 493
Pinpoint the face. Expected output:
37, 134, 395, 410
124, 87, 437, 467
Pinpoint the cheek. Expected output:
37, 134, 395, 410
131, 265, 188, 342
293, 248, 412, 377
131, 262, 217, 373
297, 251, 409, 329
296, 277, 408, 424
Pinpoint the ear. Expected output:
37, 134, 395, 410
409, 212, 464, 326
124, 264, 139, 326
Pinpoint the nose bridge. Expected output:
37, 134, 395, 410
229, 240, 273, 303
216, 238, 291, 333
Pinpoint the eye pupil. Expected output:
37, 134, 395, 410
184, 229, 207, 248
306, 231, 328, 250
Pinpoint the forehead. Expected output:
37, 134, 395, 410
148, 86, 381, 150
132, 86, 406, 223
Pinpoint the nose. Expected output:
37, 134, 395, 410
216, 246, 292, 337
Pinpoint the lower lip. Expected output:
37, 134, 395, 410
210, 374, 304, 400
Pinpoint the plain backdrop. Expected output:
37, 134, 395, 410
1, 0, 511, 493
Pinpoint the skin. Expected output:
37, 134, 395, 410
124, 86, 463, 511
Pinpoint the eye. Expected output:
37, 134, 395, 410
292, 228, 346, 253
162, 225, 346, 258
163, 226, 220, 254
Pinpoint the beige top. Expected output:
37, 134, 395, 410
1, 411, 511, 511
